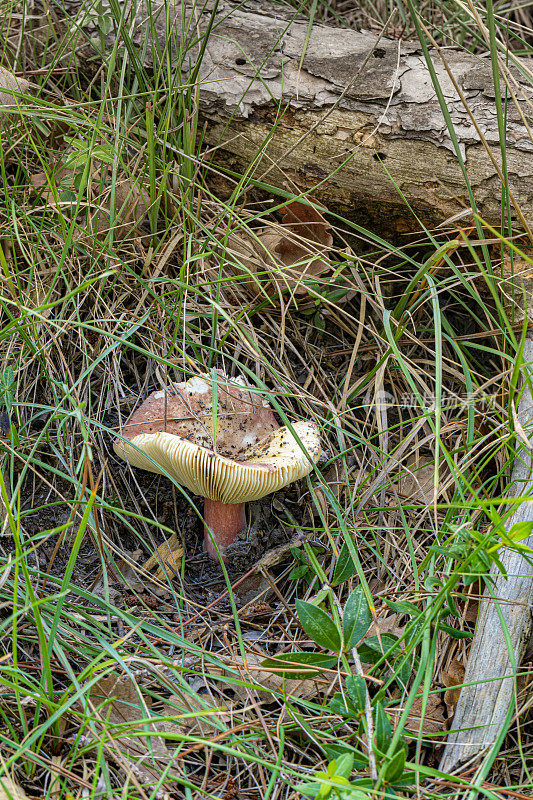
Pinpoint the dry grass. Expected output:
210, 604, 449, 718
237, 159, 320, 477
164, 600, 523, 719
0, 0, 532, 798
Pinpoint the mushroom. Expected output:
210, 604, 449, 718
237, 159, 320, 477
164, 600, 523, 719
114, 373, 320, 560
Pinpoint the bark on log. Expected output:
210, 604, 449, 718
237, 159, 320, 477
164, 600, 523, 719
65, 0, 533, 231
440, 336, 533, 774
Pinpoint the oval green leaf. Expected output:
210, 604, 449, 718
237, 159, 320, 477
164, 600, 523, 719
342, 587, 372, 650
332, 542, 356, 586
296, 599, 342, 652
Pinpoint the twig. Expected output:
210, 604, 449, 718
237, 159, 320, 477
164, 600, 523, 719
351, 644, 378, 781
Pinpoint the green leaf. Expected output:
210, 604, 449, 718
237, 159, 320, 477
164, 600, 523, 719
287, 703, 328, 749
324, 288, 349, 303
444, 591, 459, 618
289, 564, 310, 580
334, 752, 354, 779
342, 587, 372, 650
261, 652, 337, 679
438, 622, 473, 639
505, 520, 533, 542
395, 656, 413, 689
0, 367, 15, 411
323, 743, 368, 769
384, 599, 420, 617
329, 692, 359, 718
389, 770, 417, 788
374, 702, 392, 754
296, 600, 342, 652
383, 748, 406, 783
332, 542, 356, 586
294, 782, 323, 798
382, 789, 398, 799
98, 13, 113, 35
357, 635, 400, 664
1, 367, 15, 391
404, 616, 425, 648
346, 675, 367, 714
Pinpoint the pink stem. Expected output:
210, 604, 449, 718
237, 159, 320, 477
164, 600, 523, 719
203, 499, 247, 561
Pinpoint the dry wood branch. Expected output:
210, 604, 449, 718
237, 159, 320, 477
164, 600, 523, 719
440, 336, 533, 774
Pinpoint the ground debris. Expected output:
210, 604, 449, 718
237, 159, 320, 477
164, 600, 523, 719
389, 694, 447, 739
0, 777, 30, 800
208, 196, 333, 301
442, 659, 466, 716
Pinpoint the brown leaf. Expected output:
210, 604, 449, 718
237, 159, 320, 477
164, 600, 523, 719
255, 534, 303, 569
277, 197, 332, 256
463, 597, 479, 624
219, 653, 321, 701
390, 694, 447, 739
211, 197, 333, 301
162, 689, 232, 738
233, 572, 272, 606
260, 198, 333, 295
225, 231, 268, 294
398, 453, 443, 505
208, 229, 273, 302
85, 673, 182, 790
141, 533, 183, 581
88, 173, 150, 241
0, 66, 29, 120
442, 659, 465, 715
31, 163, 149, 242
374, 613, 404, 639
91, 672, 232, 743
0, 778, 30, 800
460, 580, 482, 624
89, 673, 152, 725
30, 166, 74, 211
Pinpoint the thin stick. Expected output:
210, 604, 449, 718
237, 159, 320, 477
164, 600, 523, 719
352, 644, 378, 780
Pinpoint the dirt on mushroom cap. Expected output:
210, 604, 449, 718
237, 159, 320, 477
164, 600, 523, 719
116, 373, 280, 457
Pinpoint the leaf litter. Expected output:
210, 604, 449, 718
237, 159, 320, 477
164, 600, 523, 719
209, 196, 334, 300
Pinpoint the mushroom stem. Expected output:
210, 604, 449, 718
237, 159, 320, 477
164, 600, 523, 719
203, 499, 247, 560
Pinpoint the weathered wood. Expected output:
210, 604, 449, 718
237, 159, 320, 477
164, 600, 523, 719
64, 0, 533, 230
440, 336, 533, 774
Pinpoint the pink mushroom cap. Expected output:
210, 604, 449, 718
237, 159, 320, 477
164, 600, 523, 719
114, 373, 320, 559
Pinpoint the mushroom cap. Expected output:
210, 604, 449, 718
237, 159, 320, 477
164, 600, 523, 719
114, 419, 320, 503
114, 374, 321, 502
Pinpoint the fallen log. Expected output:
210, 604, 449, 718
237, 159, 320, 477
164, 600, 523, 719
440, 336, 533, 775
63, 0, 533, 231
